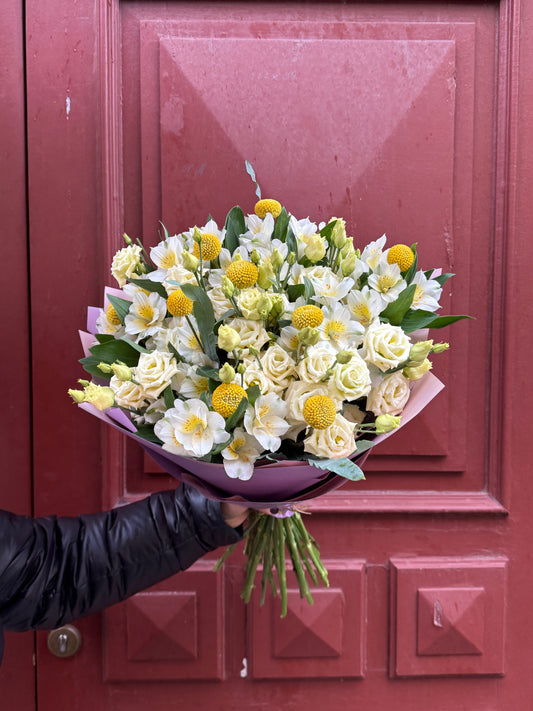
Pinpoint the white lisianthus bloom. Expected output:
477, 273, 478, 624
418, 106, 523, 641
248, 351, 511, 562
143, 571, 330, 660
237, 287, 264, 320
206, 286, 233, 319
296, 343, 337, 383
260, 344, 296, 391
111, 245, 142, 287
135, 351, 179, 399
410, 271, 443, 312
132, 397, 166, 425
360, 234, 387, 272
221, 428, 263, 480
366, 371, 411, 416
330, 352, 372, 400
154, 398, 228, 458
227, 318, 270, 350
241, 365, 280, 396
319, 302, 365, 350
243, 393, 290, 452
109, 375, 147, 410
362, 321, 411, 372
346, 285, 385, 327
124, 291, 168, 340
367, 258, 406, 304
303, 414, 357, 459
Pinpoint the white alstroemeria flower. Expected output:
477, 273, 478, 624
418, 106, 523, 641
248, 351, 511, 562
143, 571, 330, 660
410, 271, 443, 312
154, 398, 228, 458
359, 234, 387, 272
222, 428, 263, 480
367, 258, 406, 304
303, 413, 357, 459
311, 274, 355, 306
243, 393, 290, 452
171, 320, 215, 366
288, 215, 319, 259
177, 364, 209, 399
319, 302, 365, 350
181, 219, 225, 251
148, 264, 196, 293
277, 325, 302, 353
124, 291, 168, 340
150, 235, 184, 271
240, 213, 276, 255
346, 285, 385, 327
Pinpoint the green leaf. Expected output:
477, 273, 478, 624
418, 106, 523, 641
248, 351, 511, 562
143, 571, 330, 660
162, 384, 175, 409
354, 439, 376, 454
433, 272, 455, 286
214, 309, 236, 332
246, 383, 261, 407
209, 434, 233, 457
224, 206, 246, 254
79, 355, 111, 380
403, 245, 418, 283
94, 333, 116, 344
134, 425, 163, 444
285, 226, 298, 261
319, 219, 336, 242
196, 365, 221, 380
287, 283, 305, 302
303, 276, 315, 304
125, 278, 168, 299
88, 337, 145, 367
401, 309, 443, 333
380, 283, 416, 326
308, 457, 366, 481
179, 284, 218, 362
107, 295, 132, 325
422, 313, 474, 329
224, 395, 249, 431
272, 207, 290, 243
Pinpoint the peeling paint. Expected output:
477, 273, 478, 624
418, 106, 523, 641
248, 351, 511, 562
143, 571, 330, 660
66, 96, 71, 120
240, 657, 248, 678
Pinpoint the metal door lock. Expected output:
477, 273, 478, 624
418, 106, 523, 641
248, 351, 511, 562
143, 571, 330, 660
47, 625, 82, 658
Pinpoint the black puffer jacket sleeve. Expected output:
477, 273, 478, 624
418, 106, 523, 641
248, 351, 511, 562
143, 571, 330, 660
0, 485, 242, 662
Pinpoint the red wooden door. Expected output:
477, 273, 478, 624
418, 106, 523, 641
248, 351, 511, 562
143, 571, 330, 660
7, 0, 533, 709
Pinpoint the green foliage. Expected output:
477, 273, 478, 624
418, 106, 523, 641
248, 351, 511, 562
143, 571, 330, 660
180, 284, 218, 362
308, 457, 366, 481
224, 206, 246, 254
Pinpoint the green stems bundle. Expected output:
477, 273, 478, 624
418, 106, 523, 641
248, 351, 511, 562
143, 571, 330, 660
215, 510, 329, 617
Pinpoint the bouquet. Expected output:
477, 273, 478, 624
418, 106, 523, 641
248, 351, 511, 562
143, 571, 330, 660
70, 165, 469, 614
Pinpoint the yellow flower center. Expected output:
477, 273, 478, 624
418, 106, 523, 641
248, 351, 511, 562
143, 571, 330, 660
167, 289, 193, 317
302, 395, 337, 430
412, 284, 424, 307
106, 304, 121, 325
192, 232, 222, 261
160, 252, 178, 269
225, 260, 259, 289
324, 320, 346, 341
387, 244, 414, 272
254, 199, 282, 219
182, 415, 205, 433
376, 274, 397, 293
137, 304, 155, 321
350, 303, 372, 325
292, 305, 324, 329
211, 383, 248, 418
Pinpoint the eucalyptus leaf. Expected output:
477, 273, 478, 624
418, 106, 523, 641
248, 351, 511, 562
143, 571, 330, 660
224, 205, 246, 254
354, 439, 376, 454
308, 457, 366, 481
380, 283, 416, 326
107, 295, 132, 325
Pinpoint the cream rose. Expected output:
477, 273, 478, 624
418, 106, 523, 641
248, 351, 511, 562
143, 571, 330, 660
296, 344, 337, 383
206, 286, 233, 320
241, 365, 279, 396
135, 351, 179, 399
285, 380, 342, 425
362, 321, 411, 372
236, 287, 263, 320
366, 371, 411, 416
260, 344, 295, 391
110, 375, 147, 410
303, 414, 356, 459
227, 318, 270, 350
330, 351, 372, 400
111, 245, 142, 287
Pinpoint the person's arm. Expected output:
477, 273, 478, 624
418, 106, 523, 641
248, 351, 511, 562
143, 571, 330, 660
0, 485, 244, 634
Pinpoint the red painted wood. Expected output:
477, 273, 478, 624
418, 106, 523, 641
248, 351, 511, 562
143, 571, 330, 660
0, 1, 35, 707
16, 0, 533, 708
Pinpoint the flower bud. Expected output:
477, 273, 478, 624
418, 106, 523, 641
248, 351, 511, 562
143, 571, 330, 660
250, 249, 261, 265
403, 358, 432, 380
83, 383, 115, 411
68, 388, 86, 404
97, 362, 113, 374
336, 350, 353, 364
341, 250, 356, 276
123, 232, 133, 245
287, 251, 296, 266
432, 342, 450, 354
330, 218, 347, 249
257, 293, 273, 320
271, 248, 284, 270
192, 226, 202, 243
304, 234, 326, 263
269, 293, 285, 319
77, 379, 90, 387
298, 326, 321, 346
110, 361, 132, 381
218, 362, 236, 383
341, 240, 355, 259
221, 276, 235, 298
218, 324, 241, 351
182, 250, 199, 272
257, 262, 275, 290
406, 340, 434, 367
237, 363, 246, 375
375, 414, 401, 434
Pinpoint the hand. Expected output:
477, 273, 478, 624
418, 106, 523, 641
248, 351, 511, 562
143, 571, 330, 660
220, 502, 249, 529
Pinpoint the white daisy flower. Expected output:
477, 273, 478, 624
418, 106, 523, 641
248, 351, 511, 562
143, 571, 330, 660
410, 271, 443, 312
221, 428, 263, 480
154, 398, 228, 458
124, 291, 168, 341
243, 392, 290, 452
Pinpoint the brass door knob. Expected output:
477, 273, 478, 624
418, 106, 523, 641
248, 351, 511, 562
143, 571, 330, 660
47, 625, 82, 658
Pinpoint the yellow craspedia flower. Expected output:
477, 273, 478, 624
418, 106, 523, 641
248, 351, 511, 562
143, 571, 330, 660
167, 289, 193, 317
225, 260, 259, 289
106, 304, 121, 326
255, 199, 282, 219
387, 244, 415, 272
192, 232, 222, 261
302, 395, 337, 430
211, 383, 248, 418
292, 305, 324, 329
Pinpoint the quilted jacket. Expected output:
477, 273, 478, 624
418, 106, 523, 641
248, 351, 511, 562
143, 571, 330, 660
0, 485, 242, 664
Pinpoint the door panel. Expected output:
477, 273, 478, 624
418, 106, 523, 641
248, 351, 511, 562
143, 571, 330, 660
22, 0, 533, 709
